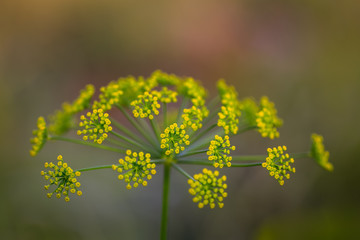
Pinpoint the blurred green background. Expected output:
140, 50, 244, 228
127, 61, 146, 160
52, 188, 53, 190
1, 0, 359, 239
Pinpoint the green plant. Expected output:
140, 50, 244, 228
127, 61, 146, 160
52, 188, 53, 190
30, 70, 333, 239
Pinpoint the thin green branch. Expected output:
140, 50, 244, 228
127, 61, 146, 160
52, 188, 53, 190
178, 149, 209, 158
176, 160, 262, 167
172, 164, 195, 181
160, 164, 171, 240
49, 136, 126, 154
150, 118, 161, 142
110, 117, 146, 145
190, 123, 217, 144
110, 131, 158, 155
176, 97, 189, 124
118, 105, 158, 147
77, 165, 113, 172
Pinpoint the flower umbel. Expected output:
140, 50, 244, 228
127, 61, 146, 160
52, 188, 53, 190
256, 96, 283, 139
160, 123, 190, 156
131, 91, 161, 119
77, 109, 112, 144
30, 117, 48, 156
112, 150, 156, 189
262, 146, 295, 185
188, 168, 228, 209
41, 155, 82, 202
207, 135, 235, 168
310, 134, 333, 171
182, 106, 207, 131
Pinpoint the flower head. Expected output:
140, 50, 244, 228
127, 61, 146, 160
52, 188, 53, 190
239, 97, 258, 127
131, 91, 161, 119
77, 109, 112, 144
48, 85, 95, 135
262, 146, 295, 186
182, 106, 208, 131
207, 135, 235, 168
112, 150, 156, 189
217, 106, 240, 135
256, 96, 283, 139
217, 80, 241, 135
188, 168, 228, 209
41, 155, 82, 202
310, 134, 333, 171
160, 123, 190, 156
152, 87, 178, 104
177, 77, 207, 107
92, 81, 124, 111
148, 70, 181, 86
30, 117, 48, 156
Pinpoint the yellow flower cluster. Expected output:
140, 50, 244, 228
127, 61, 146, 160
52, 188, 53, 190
41, 155, 82, 202
148, 70, 181, 86
160, 123, 190, 156
153, 87, 178, 104
112, 150, 156, 189
262, 146, 295, 186
182, 106, 207, 131
310, 134, 333, 171
217, 106, 240, 135
30, 117, 48, 156
77, 109, 112, 144
131, 91, 161, 119
188, 168, 228, 209
207, 135, 235, 168
217, 80, 241, 135
256, 96, 283, 139
177, 77, 207, 107
92, 81, 124, 111
238, 97, 258, 127
49, 84, 95, 135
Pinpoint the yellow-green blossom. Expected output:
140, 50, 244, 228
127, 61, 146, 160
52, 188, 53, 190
262, 146, 295, 186
182, 106, 208, 131
310, 134, 333, 171
177, 77, 207, 106
131, 91, 161, 119
92, 81, 124, 111
77, 109, 112, 144
217, 105, 240, 134
256, 96, 283, 139
148, 70, 181, 86
160, 123, 190, 156
49, 84, 95, 135
217, 80, 241, 135
30, 117, 48, 156
188, 168, 227, 209
41, 155, 82, 202
153, 87, 178, 104
207, 135, 235, 168
239, 97, 258, 127
112, 150, 156, 189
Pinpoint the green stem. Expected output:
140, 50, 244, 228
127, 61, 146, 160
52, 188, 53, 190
232, 155, 266, 161
111, 131, 158, 155
172, 164, 194, 181
190, 123, 217, 144
49, 136, 126, 154
118, 106, 157, 147
176, 97, 189, 124
77, 159, 166, 172
176, 160, 262, 167
160, 163, 171, 240
150, 118, 161, 142
178, 149, 208, 158
110, 117, 145, 145
237, 125, 257, 134
77, 165, 113, 172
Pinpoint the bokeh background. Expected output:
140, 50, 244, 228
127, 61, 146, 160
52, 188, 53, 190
1, 0, 360, 239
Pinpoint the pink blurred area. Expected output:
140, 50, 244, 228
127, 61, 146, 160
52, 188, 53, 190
1, 0, 360, 239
